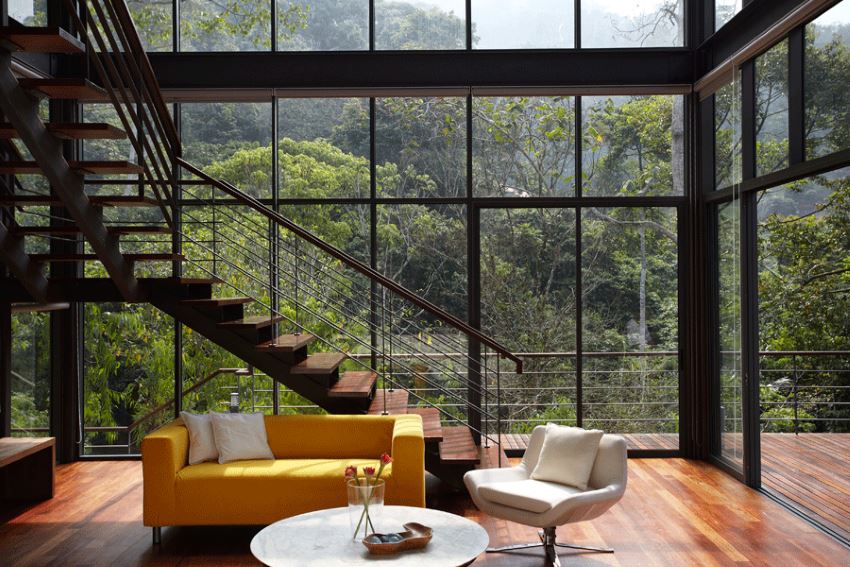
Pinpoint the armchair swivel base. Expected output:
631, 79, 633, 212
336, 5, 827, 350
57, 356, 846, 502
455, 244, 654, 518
487, 526, 613, 567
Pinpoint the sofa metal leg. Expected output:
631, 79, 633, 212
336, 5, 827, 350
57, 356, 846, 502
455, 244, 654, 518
152, 527, 161, 545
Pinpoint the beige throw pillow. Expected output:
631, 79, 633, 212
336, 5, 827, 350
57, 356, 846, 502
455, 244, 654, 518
529, 423, 604, 490
210, 412, 275, 464
180, 411, 219, 465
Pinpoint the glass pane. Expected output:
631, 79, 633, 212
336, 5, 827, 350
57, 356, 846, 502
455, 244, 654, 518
714, 76, 741, 190
180, 0, 271, 51
376, 97, 466, 198
376, 0, 465, 50
182, 102, 273, 199
582, 207, 679, 450
8, 0, 46, 25
473, 96, 577, 198
277, 0, 368, 50
127, 0, 173, 51
582, 0, 684, 48
278, 98, 370, 199
182, 329, 258, 414
715, 0, 743, 32
805, 1, 850, 159
755, 40, 789, 176
83, 303, 175, 455
717, 201, 743, 469
583, 96, 685, 196
758, 166, 850, 539
480, 208, 577, 433
472, 0, 574, 49
11, 311, 50, 437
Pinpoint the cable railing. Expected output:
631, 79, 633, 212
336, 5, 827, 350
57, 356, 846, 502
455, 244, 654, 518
62, 0, 523, 454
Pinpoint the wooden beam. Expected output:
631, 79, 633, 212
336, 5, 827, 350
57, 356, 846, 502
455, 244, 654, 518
0, 52, 138, 300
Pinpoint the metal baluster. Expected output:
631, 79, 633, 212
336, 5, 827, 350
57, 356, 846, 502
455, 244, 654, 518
792, 354, 799, 436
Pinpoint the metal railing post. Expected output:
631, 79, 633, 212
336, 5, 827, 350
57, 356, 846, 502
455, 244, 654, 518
793, 354, 799, 435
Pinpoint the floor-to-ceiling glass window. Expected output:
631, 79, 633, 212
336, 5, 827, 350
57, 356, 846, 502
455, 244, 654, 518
10, 309, 50, 437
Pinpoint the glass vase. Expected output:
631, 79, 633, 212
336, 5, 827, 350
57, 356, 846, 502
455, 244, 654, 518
347, 478, 385, 540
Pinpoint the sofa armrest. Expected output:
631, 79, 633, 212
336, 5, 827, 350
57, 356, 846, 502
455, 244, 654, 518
141, 420, 188, 527
390, 414, 425, 507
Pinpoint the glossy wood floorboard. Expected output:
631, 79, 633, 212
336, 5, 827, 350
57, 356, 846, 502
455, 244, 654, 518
1, 459, 848, 566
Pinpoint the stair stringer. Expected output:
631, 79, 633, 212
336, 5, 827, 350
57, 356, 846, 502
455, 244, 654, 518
0, 51, 139, 300
0, 219, 48, 301
151, 293, 366, 414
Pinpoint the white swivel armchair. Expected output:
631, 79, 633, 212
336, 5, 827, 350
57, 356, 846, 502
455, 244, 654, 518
464, 426, 627, 566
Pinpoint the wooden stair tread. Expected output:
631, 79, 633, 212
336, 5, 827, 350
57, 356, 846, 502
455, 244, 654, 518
0, 26, 85, 54
0, 122, 125, 140
290, 352, 347, 375
255, 332, 316, 352
327, 371, 377, 398
368, 389, 409, 414
0, 160, 143, 175
30, 253, 182, 262
406, 407, 444, 442
18, 78, 108, 101
11, 225, 170, 235
218, 315, 284, 329
439, 426, 480, 465
0, 195, 158, 207
181, 296, 254, 307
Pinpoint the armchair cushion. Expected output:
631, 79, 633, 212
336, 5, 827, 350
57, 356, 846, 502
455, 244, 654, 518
478, 479, 581, 514
530, 423, 603, 490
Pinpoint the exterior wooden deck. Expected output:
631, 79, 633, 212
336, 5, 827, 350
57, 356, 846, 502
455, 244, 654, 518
501, 432, 679, 455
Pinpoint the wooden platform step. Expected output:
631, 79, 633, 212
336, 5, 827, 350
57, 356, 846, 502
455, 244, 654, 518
0, 123, 126, 140
407, 407, 444, 443
0, 160, 143, 175
218, 315, 284, 330
11, 225, 170, 235
255, 332, 316, 353
290, 352, 346, 376
439, 426, 480, 465
181, 296, 254, 308
328, 370, 377, 399
29, 253, 183, 263
368, 389, 409, 415
18, 78, 108, 101
0, 26, 85, 54
0, 195, 158, 207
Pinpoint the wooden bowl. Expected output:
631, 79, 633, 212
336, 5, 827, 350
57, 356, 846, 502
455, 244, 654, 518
362, 522, 433, 555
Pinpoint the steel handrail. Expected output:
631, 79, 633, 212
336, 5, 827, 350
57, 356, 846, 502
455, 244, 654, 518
178, 157, 523, 374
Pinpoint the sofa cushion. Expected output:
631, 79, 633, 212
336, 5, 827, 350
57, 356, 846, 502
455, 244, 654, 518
264, 415, 395, 459
180, 411, 218, 465
211, 412, 274, 464
478, 479, 581, 513
174, 459, 391, 524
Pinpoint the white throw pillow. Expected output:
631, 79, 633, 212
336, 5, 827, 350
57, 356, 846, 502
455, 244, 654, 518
180, 411, 219, 465
529, 423, 604, 491
210, 412, 275, 464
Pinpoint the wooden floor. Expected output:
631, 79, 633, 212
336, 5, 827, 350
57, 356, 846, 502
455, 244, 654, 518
1, 459, 847, 566
762, 433, 850, 543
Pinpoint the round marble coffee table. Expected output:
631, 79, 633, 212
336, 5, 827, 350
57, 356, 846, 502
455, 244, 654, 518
250, 505, 489, 566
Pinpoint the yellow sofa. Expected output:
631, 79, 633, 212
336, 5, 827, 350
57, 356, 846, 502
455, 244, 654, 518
142, 414, 425, 532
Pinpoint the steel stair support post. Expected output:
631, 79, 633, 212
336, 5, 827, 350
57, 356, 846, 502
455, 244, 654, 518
0, 51, 139, 300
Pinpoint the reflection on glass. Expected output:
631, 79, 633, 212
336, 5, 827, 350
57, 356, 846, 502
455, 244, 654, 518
472, 0, 574, 49
714, 76, 741, 190
805, 0, 850, 159
376, 0, 465, 49
277, 0, 368, 51
473, 96, 576, 198
582, 207, 679, 449
717, 201, 743, 469
180, 0, 271, 51
182, 102, 273, 199
11, 311, 50, 437
279, 99, 370, 199
127, 0, 172, 51
376, 97, 466, 198
8, 0, 46, 25
480, 208, 577, 432
83, 304, 175, 455
755, 40, 789, 176
715, 0, 743, 32
582, 0, 683, 48
583, 96, 684, 196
